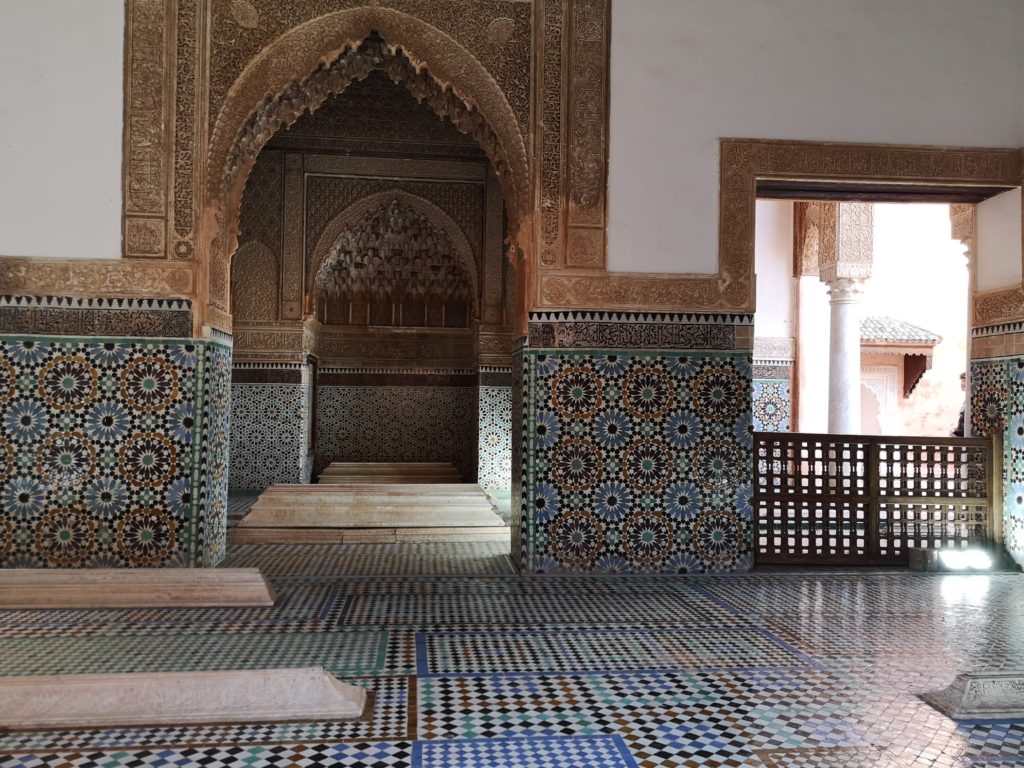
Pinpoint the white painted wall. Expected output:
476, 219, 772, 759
0, 1, 123, 259
753, 200, 794, 338
976, 189, 1023, 292
608, 0, 1024, 275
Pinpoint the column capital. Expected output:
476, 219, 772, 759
819, 202, 873, 285
826, 276, 866, 303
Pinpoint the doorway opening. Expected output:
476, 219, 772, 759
221, 36, 519, 575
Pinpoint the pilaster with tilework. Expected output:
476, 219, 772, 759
517, 312, 755, 574
0, 296, 229, 567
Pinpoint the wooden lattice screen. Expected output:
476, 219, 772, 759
753, 432, 994, 565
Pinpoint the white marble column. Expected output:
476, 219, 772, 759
826, 277, 865, 433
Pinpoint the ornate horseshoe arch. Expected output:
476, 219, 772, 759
204, 8, 531, 324
308, 191, 482, 318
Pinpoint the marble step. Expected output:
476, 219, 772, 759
317, 479, 462, 483
251, 497, 496, 508
263, 484, 481, 494
230, 526, 511, 544
0, 568, 276, 609
0, 667, 366, 730
238, 506, 506, 529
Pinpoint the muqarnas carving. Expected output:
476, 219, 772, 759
314, 199, 473, 328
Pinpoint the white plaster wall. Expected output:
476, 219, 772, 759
976, 189, 1023, 292
608, 0, 1024, 275
754, 200, 794, 339
0, 1, 123, 259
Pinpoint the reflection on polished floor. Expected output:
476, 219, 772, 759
1, 544, 1023, 767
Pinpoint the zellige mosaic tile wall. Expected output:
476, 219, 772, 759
316, 384, 477, 481
971, 351, 1024, 566
519, 312, 754, 574
478, 379, 512, 491
752, 362, 791, 433
229, 383, 310, 491
0, 333, 230, 567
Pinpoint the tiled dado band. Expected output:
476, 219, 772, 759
517, 312, 755, 574
0, 296, 230, 568
971, 323, 1024, 566
230, 363, 314, 492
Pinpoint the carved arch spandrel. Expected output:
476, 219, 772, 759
204, 9, 532, 321
308, 191, 481, 317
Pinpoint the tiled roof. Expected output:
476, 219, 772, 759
860, 315, 941, 344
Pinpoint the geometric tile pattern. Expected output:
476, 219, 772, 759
197, 342, 231, 567
0, 743, 415, 767
2, 545, 1024, 768
316, 386, 477, 481
222, 542, 514, 577
0, 336, 226, 567
417, 627, 808, 675
229, 383, 309, 491
477, 384, 511, 491
414, 735, 638, 768
972, 357, 1024, 566
522, 351, 754, 573
753, 378, 791, 432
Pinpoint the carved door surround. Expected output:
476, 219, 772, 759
203, 15, 533, 334
719, 140, 1022, 322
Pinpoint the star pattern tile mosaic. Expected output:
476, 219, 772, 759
229, 383, 310, 491
752, 379, 791, 432
477, 384, 512, 491
521, 351, 755, 573
0, 337, 229, 568
316, 386, 477, 481
3, 543, 1024, 768
972, 357, 1024, 566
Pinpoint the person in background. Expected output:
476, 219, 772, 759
952, 371, 966, 437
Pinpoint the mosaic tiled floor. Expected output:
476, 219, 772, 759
2, 544, 1024, 767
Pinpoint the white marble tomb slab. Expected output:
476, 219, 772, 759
922, 671, 1024, 720
0, 568, 276, 609
0, 667, 367, 730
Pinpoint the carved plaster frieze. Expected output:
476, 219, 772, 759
123, 0, 171, 221
0, 296, 192, 338
565, 0, 609, 268
303, 154, 487, 181
538, 273, 742, 313
538, 0, 610, 273
974, 286, 1024, 328
753, 337, 795, 362
317, 328, 476, 366
0, 259, 195, 300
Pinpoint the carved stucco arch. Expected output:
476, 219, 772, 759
309, 191, 481, 318
205, 8, 532, 320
